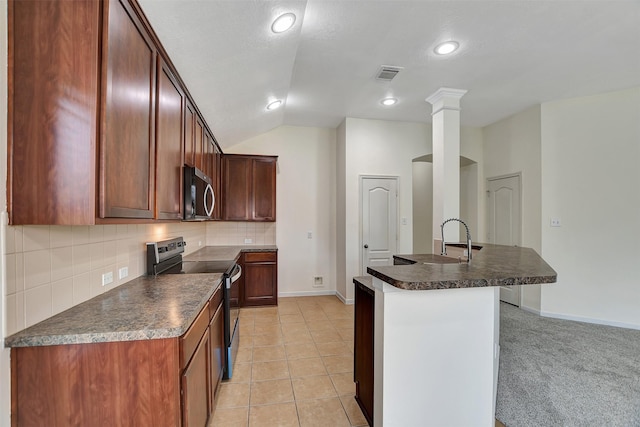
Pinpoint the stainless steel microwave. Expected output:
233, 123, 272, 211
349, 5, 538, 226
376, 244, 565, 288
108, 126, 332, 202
183, 166, 214, 221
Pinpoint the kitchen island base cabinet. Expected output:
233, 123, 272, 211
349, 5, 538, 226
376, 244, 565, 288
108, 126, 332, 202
354, 280, 375, 427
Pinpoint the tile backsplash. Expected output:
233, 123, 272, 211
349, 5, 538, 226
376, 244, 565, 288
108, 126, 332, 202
3, 220, 207, 335
206, 221, 276, 246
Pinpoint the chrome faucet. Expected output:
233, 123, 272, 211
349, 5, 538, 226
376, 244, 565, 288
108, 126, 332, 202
440, 218, 473, 263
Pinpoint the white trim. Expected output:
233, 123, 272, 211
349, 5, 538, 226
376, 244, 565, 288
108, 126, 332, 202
425, 87, 468, 105
279, 290, 336, 298
335, 290, 354, 305
540, 310, 640, 331
279, 290, 354, 305
519, 305, 541, 316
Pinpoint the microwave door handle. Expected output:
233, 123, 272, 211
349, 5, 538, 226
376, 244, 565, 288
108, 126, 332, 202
204, 183, 215, 217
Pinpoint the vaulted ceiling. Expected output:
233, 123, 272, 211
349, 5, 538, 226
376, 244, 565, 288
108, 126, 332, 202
138, 0, 640, 148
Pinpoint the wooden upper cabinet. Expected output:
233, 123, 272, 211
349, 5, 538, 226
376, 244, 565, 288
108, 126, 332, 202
213, 143, 223, 220
222, 155, 277, 222
252, 157, 277, 221
9, 0, 101, 225
100, 0, 156, 219
222, 156, 252, 221
184, 100, 196, 167
8, 0, 223, 225
194, 116, 205, 172
155, 57, 184, 220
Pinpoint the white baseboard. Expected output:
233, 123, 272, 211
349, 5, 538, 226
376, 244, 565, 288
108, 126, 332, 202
335, 291, 354, 305
540, 310, 640, 331
519, 305, 541, 316
279, 290, 337, 298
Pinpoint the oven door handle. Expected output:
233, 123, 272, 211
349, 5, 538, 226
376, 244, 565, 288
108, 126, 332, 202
230, 264, 242, 285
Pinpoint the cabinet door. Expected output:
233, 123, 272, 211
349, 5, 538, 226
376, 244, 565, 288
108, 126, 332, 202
155, 57, 184, 220
222, 156, 251, 221
213, 144, 223, 220
184, 100, 196, 167
354, 282, 375, 426
194, 116, 205, 172
100, 0, 156, 219
181, 330, 211, 427
10, 0, 101, 225
209, 302, 225, 407
251, 157, 277, 221
243, 253, 278, 306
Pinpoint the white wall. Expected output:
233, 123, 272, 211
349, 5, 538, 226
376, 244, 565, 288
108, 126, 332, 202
342, 118, 431, 301
223, 126, 337, 297
540, 87, 640, 328
412, 161, 432, 253
483, 105, 542, 311
336, 120, 347, 300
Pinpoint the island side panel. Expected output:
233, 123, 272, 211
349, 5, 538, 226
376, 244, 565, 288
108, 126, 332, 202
373, 278, 499, 427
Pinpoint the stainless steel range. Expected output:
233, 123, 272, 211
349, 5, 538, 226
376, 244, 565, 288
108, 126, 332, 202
146, 237, 241, 379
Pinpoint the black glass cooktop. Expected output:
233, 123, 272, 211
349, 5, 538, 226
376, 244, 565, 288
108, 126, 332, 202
163, 260, 235, 275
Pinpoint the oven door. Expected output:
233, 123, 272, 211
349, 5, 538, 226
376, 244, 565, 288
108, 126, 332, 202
223, 263, 242, 379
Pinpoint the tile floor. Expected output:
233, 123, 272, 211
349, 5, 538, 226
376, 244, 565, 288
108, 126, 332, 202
210, 296, 367, 427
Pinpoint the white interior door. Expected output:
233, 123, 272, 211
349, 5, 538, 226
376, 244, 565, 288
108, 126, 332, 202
361, 177, 398, 275
487, 174, 522, 306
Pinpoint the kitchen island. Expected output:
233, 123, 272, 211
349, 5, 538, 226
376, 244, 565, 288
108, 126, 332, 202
356, 243, 556, 427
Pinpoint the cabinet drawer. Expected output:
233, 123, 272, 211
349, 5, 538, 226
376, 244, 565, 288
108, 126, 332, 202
180, 301, 210, 369
244, 251, 277, 263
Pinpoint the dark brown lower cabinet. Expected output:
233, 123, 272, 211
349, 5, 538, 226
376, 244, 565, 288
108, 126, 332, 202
241, 251, 278, 306
11, 285, 226, 427
181, 329, 210, 427
354, 280, 375, 426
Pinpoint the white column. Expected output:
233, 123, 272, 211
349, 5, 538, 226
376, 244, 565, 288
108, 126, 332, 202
426, 87, 467, 247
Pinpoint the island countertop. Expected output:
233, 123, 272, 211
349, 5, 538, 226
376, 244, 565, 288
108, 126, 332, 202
367, 243, 556, 291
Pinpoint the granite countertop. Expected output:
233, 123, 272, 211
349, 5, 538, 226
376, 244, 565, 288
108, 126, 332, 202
184, 245, 277, 263
368, 243, 557, 291
5, 273, 223, 348
5, 244, 279, 348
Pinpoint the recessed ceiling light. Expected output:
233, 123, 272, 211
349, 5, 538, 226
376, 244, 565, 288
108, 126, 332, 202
381, 98, 397, 106
271, 13, 296, 33
434, 41, 459, 55
266, 100, 283, 110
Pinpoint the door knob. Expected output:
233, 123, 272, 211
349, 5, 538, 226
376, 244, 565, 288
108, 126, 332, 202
364, 244, 369, 249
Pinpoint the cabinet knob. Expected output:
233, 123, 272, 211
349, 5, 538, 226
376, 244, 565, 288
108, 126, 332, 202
364, 244, 369, 249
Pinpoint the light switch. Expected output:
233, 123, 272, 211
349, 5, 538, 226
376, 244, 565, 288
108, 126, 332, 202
401, 217, 407, 225
307, 232, 312, 239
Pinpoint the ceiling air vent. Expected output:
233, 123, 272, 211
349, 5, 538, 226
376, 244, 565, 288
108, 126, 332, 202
375, 65, 403, 81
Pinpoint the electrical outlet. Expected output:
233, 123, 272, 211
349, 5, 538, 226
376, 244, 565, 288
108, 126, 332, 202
118, 267, 128, 280
307, 231, 313, 239
244, 238, 253, 244
550, 218, 562, 227
313, 276, 324, 287
102, 271, 113, 286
